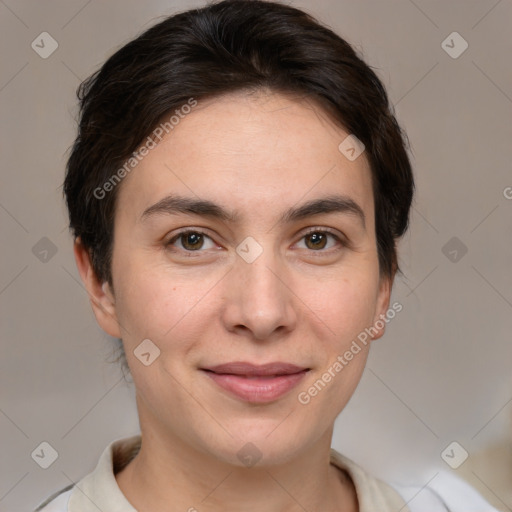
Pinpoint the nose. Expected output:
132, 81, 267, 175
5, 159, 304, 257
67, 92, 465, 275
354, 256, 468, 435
220, 248, 298, 341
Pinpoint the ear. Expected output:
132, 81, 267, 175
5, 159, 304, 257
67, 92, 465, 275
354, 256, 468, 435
370, 272, 394, 341
73, 238, 121, 338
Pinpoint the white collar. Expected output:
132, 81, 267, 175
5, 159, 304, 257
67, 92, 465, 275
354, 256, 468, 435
66, 435, 409, 511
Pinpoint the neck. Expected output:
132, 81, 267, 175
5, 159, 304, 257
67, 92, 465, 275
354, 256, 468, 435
115, 400, 358, 512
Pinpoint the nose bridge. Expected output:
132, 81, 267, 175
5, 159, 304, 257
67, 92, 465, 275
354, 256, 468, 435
222, 238, 296, 339
242, 255, 282, 300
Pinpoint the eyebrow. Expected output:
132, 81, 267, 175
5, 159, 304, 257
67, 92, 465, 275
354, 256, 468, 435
141, 193, 366, 228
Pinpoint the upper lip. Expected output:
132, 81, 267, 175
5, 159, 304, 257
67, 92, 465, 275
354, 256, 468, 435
202, 362, 309, 376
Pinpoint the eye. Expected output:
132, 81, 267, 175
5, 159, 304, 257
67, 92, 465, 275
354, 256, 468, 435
166, 230, 217, 252
296, 229, 343, 251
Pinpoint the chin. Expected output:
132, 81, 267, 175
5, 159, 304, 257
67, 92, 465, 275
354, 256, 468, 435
197, 417, 315, 469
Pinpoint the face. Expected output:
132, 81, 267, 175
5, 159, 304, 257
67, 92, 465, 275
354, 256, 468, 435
78, 90, 392, 467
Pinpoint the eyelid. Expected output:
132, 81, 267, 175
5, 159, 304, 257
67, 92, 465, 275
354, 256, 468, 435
295, 226, 347, 251
300, 226, 347, 242
166, 228, 217, 250
301, 226, 342, 237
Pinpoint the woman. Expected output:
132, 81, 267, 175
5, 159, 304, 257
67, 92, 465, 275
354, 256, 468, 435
37, 1, 498, 510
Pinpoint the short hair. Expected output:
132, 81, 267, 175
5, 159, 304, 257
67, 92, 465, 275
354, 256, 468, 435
64, 0, 414, 287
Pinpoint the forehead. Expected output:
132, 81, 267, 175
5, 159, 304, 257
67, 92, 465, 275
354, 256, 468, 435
115, 90, 374, 226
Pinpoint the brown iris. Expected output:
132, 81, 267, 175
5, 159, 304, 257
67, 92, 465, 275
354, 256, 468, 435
181, 232, 204, 250
304, 232, 328, 250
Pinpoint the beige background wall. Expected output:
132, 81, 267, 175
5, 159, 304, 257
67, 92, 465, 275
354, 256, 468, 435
1, 1, 511, 510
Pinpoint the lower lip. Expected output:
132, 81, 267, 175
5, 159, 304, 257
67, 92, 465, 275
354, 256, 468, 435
202, 370, 308, 403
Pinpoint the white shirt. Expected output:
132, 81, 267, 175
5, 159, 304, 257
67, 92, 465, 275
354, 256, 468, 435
35, 435, 500, 512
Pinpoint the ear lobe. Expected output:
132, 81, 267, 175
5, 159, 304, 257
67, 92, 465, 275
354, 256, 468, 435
370, 273, 394, 341
73, 238, 121, 338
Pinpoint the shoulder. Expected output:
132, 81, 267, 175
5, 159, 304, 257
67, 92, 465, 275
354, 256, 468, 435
329, 448, 500, 512
392, 470, 502, 512
35, 435, 141, 512
330, 448, 412, 510
34, 486, 73, 512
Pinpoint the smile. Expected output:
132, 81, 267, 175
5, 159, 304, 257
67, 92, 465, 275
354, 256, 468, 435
201, 363, 310, 403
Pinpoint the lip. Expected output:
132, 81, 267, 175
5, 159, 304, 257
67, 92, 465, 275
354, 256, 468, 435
201, 362, 310, 404
204, 361, 308, 376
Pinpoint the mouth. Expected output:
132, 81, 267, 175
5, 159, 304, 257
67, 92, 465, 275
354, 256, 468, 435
200, 362, 310, 403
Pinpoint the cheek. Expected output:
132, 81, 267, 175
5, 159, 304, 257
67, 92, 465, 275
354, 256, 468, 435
301, 272, 378, 347
113, 267, 215, 400
112, 256, 216, 347
299, 275, 375, 413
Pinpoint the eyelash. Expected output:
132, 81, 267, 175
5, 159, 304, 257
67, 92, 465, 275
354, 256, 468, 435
299, 227, 346, 252
165, 227, 346, 254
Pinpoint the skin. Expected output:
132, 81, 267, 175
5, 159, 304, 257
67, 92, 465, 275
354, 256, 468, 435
75, 89, 394, 512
